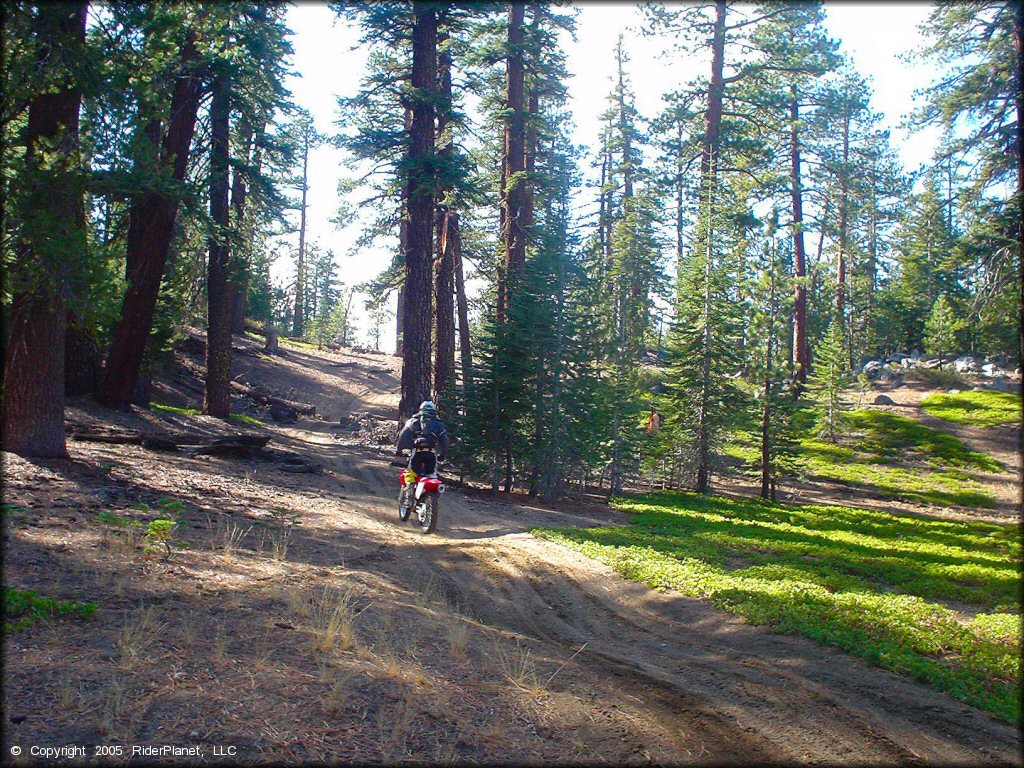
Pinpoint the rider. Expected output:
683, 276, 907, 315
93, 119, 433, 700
396, 400, 449, 466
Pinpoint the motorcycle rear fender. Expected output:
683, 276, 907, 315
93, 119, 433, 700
416, 476, 442, 498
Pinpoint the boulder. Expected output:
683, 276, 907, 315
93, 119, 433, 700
885, 353, 909, 364
922, 359, 942, 369
873, 394, 896, 405
862, 360, 884, 376
947, 389, 961, 395
981, 363, 1006, 377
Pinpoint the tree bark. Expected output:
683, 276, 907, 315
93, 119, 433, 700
65, 315, 100, 397
230, 121, 261, 334
500, 2, 527, 317
292, 125, 310, 336
433, 32, 456, 402
433, 210, 456, 400
398, 4, 437, 421
453, 214, 472, 385
1013, 0, 1023, 516
204, 65, 232, 419
95, 32, 201, 409
836, 102, 850, 324
2, 2, 87, 458
790, 84, 810, 387
692, 0, 727, 494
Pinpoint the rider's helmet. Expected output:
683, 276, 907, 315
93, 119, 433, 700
419, 400, 437, 415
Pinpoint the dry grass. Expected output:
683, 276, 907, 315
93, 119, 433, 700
116, 606, 164, 671
445, 616, 469, 662
495, 642, 545, 700
310, 585, 359, 654
218, 517, 253, 560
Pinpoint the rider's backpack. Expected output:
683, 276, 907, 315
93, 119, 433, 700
415, 413, 440, 448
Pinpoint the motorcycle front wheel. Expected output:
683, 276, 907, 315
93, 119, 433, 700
398, 486, 412, 522
415, 495, 438, 534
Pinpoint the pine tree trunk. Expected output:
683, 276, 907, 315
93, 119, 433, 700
434, 210, 456, 400
204, 66, 232, 420
95, 34, 201, 409
230, 122, 259, 334
453, 214, 472, 385
395, 283, 405, 357
292, 129, 309, 336
2, 2, 86, 458
790, 85, 810, 387
690, 0, 727, 494
1013, 1, 1023, 517
837, 104, 850, 324
501, 2, 527, 302
65, 315, 100, 397
761, 254, 777, 499
399, 4, 437, 420
433, 37, 456, 402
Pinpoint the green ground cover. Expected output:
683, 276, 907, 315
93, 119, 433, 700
921, 391, 1021, 427
151, 403, 262, 425
725, 408, 999, 508
534, 491, 1021, 722
3, 587, 97, 633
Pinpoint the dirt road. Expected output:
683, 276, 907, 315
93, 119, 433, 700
246, 337, 1021, 764
266, 417, 1016, 765
5, 338, 1019, 764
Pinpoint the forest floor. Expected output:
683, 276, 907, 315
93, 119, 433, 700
3, 331, 1021, 765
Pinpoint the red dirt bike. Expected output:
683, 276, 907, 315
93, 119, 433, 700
395, 439, 445, 534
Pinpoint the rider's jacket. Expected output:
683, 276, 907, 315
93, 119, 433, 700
397, 410, 450, 456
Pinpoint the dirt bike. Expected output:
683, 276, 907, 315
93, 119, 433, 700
395, 439, 445, 534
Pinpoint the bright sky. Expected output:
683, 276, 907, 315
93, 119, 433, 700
277, 2, 941, 349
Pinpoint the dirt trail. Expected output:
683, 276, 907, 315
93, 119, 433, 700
277, 439, 1013, 765
255, 342, 1019, 765
4, 339, 1019, 764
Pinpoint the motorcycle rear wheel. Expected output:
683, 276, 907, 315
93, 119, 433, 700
416, 495, 438, 534
398, 486, 412, 522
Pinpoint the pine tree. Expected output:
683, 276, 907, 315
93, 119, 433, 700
923, 294, 961, 368
1, 2, 88, 457
806, 321, 847, 443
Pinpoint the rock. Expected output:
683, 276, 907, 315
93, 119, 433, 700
947, 389, 961, 395
981, 363, 1005, 377
954, 356, 980, 373
873, 394, 895, 405
862, 360, 883, 377
885, 353, 909, 364
901, 358, 915, 368
922, 359, 942, 369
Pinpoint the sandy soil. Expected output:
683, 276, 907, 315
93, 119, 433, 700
2, 334, 1020, 765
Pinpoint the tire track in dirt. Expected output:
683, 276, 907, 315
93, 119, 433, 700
274, 432, 1019, 765
258, 348, 1019, 765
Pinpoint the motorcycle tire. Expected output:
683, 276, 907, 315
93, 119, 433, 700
398, 486, 412, 522
415, 495, 438, 534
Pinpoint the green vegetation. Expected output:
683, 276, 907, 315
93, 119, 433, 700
844, 410, 1001, 470
4, 587, 97, 633
534, 491, 1021, 722
922, 391, 1021, 428
151, 402, 262, 426
727, 408, 1000, 508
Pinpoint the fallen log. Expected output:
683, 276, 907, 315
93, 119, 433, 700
188, 434, 271, 458
69, 428, 272, 458
229, 380, 315, 416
